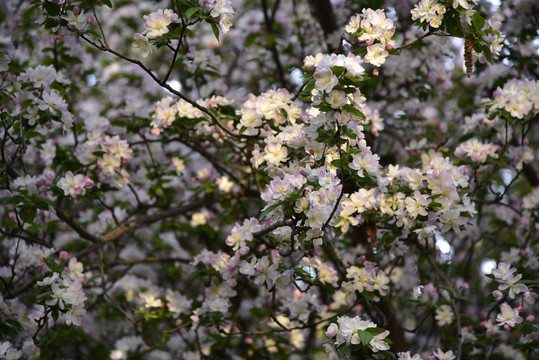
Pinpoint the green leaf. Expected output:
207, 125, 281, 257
366, 327, 387, 336
35, 291, 53, 299
457, 132, 476, 143
258, 203, 280, 220
481, 45, 494, 64
472, 12, 485, 31
4, 195, 25, 205
343, 104, 366, 121
84, 29, 102, 38
101, 0, 113, 8
50, 82, 68, 96
185, 7, 200, 19
445, 12, 464, 38
357, 330, 373, 346
44, 18, 59, 29
210, 22, 220, 42
8, 64, 25, 74
244, 33, 260, 47
43, 1, 60, 16
337, 346, 351, 359
23, 5, 39, 19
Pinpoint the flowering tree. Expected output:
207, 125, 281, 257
0, 0, 537, 359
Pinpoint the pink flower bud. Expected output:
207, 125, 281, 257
244, 337, 253, 344
238, 246, 250, 256
504, 324, 511, 331
86, 14, 95, 24
45, 170, 56, 180
527, 315, 535, 322
492, 290, 503, 300
271, 249, 280, 263
460, 282, 469, 290
387, 44, 393, 50
373, 69, 379, 76
60, 251, 69, 260
73, 6, 80, 15
523, 138, 529, 146
517, 306, 524, 312
366, 39, 373, 45
326, 323, 338, 338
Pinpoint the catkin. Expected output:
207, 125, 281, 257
465, 35, 474, 78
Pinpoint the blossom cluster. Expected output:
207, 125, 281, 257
57, 171, 95, 198
325, 316, 390, 352
143, 9, 179, 38
410, 0, 447, 28
198, 0, 235, 34
343, 262, 390, 298
454, 138, 499, 163
0, 245, 87, 358
132, 8, 179, 57
237, 89, 302, 135
345, 9, 395, 66
1, 0, 537, 359
150, 95, 235, 135
487, 79, 539, 120
490, 262, 535, 329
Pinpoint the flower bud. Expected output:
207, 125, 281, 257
325, 323, 338, 338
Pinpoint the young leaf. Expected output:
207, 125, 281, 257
472, 12, 485, 31
210, 22, 220, 42
357, 330, 373, 346
185, 7, 200, 19
258, 203, 280, 221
